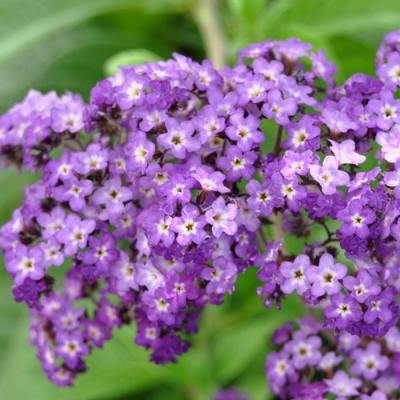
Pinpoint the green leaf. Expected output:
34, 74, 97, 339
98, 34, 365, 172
0, 0, 133, 64
0, 2, 198, 112
278, 0, 400, 36
0, 0, 187, 64
213, 318, 271, 382
104, 49, 163, 75
213, 295, 303, 383
227, 0, 266, 23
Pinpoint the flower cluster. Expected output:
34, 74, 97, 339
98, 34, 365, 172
0, 28, 400, 394
266, 317, 400, 399
0, 90, 85, 171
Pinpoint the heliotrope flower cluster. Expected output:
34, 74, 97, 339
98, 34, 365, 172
0, 29, 400, 395
0, 90, 85, 171
266, 317, 400, 399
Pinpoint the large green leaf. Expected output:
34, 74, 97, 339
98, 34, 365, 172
0, 1, 200, 113
0, 0, 188, 63
277, 0, 400, 36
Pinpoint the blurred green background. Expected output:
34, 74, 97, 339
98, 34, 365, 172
0, 0, 399, 399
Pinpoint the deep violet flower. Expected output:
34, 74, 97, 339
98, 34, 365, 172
0, 32, 400, 396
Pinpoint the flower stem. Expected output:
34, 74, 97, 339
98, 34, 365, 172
192, 0, 227, 69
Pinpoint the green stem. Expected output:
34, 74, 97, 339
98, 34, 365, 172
192, 0, 227, 68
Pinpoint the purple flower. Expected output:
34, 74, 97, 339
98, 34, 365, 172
53, 178, 93, 212
281, 150, 315, 178
6, 245, 44, 285
55, 306, 85, 331
55, 332, 89, 368
216, 145, 257, 181
364, 289, 395, 324
225, 111, 264, 150
262, 89, 297, 125
337, 199, 376, 238
116, 72, 147, 110
289, 333, 322, 369
205, 197, 238, 238
367, 90, 400, 130
324, 294, 362, 329
306, 253, 347, 297
161, 173, 194, 204
112, 252, 138, 293
37, 206, 66, 239
252, 58, 283, 83
324, 371, 361, 398
51, 93, 84, 133
348, 167, 381, 193
136, 261, 165, 293
385, 326, 400, 352
125, 132, 155, 172
158, 119, 198, 159
142, 209, 175, 247
136, 108, 167, 132
280, 254, 311, 295
83, 319, 111, 348
193, 107, 225, 144
281, 177, 306, 212
376, 126, 400, 164
43, 152, 74, 184
92, 177, 132, 215
202, 257, 237, 295
109, 203, 136, 239
289, 382, 327, 400
265, 351, 296, 388
309, 156, 350, 195
239, 74, 272, 104
319, 351, 343, 371
48, 367, 75, 387
72, 144, 108, 175
96, 298, 122, 328
56, 214, 96, 256
378, 51, 400, 88
192, 166, 230, 193
171, 205, 206, 246
343, 270, 381, 303
310, 49, 336, 86
13, 276, 51, 307
384, 167, 400, 199
40, 239, 64, 268
329, 139, 366, 166
142, 288, 176, 325
350, 342, 389, 379
337, 331, 361, 352
246, 176, 283, 217
321, 100, 358, 133
285, 116, 320, 151
272, 322, 292, 345
82, 234, 119, 267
